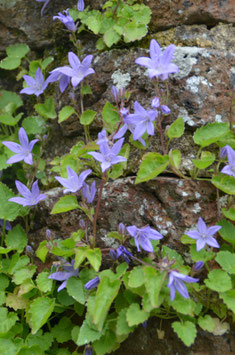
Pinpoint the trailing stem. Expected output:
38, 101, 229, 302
92, 173, 106, 248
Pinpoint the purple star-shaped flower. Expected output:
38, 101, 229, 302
82, 181, 96, 203
220, 145, 234, 159
20, 67, 48, 97
88, 133, 127, 173
77, 0, 85, 11
9, 180, 46, 207
53, 10, 76, 31
2, 127, 38, 165
55, 166, 92, 194
48, 260, 78, 292
54, 52, 95, 88
46, 69, 70, 93
167, 270, 199, 301
36, 0, 51, 16
135, 39, 179, 81
220, 146, 235, 178
127, 101, 158, 140
185, 217, 221, 251
126, 225, 163, 252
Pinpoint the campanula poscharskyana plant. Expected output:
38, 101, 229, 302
167, 271, 199, 301
9, 180, 46, 207
36, 0, 51, 16
55, 166, 92, 194
20, 67, 48, 96
135, 39, 179, 80
220, 145, 235, 178
185, 217, 221, 251
53, 10, 76, 31
46, 70, 70, 93
77, 0, 85, 11
82, 181, 97, 203
48, 260, 79, 292
127, 225, 163, 252
2, 127, 38, 165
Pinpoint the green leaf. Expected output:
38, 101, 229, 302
116, 308, 135, 336
0, 112, 22, 126
0, 274, 9, 291
26, 330, 53, 351
34, 97, 56, 119
217, 219, 235, 245
22, 116, 46, 134
220, 289, 235, 313
171, 294, 197, 316
0, 90, 23, 112
13, 265, 36, 285
85, 15, 102, 34
36, 272, 53, 292
192, 151, 215, 169
58, 106, 76, 123
222, 207, 235, 221
86, 248, 102, 272
5, 293, 28, 310
28, 297, 55, 334
205, 269, 232, 292
5, 225, 27, 253
103, 28, 121, 47
0, 56, 21, 70
41, 56, 54, 70
172, 321, 197, 346
144, 267, 166, 308
169, 149, 181, 169
106, 231, 122, 241
51, 317, 73, 343
198, 315, 215, 332
51, 195, 79, 214
93, 277, 121, 331
0, 339, 17, 354
212, 174, 235, 195
81, 84, 92, 96
193, 122, 229, 147
167, 117, 184, 139
136, 153, 169, 184
36, 241, 48, 263
80, 110, 97, 126
93, 329, 117, 355
126, 303, 149, 326
123, 23, 147, 42
0, 182, 22, 221
6, 43, 29, 58
0, 307, 18, 335
128, 267, 145, 288
102, 102, 120, 133
74, 247, 87, 269
190, 245, 215, 262
67, 277, 87, 305
215, 251, 235, 274
76, 320, 103, 346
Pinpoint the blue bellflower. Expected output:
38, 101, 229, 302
127, 101, 158, 140
48, 260, 78, 292
135, 39, 179, 81
36, 0, 51, 16
53, 10, 76, 31
2, 127, 38, 165
46, 70, 70, 93
77, 0, 85, 11
55, 166, 92, 194
82, 181, 96, 203
84, 276, 100, 290
54, 52, 95, 88
88, 131, 127, 172
167, 270, 199, 301
185, 217, 221, 251
9, 180, 46, 207
127, 225, 163, 252
20, 67, 48, 97
220, 146, 235, 178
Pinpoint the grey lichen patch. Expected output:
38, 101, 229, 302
192, 202, 201, 214
111, 70, 131, 89
186, 76, 212, 94
176, 107, 195, 126
215, 114, 223, 123
173, 47, 209, 80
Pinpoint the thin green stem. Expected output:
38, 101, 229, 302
92, 174, 106, 248
1, 219, 6, 247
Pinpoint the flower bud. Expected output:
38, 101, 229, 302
84, 276, 100, 290
161, 105, 171, 114
193, 261, 204, 271
118, 223, 125, 235
109, 249, 117, 260
46, 229, 52, 240
151, 97, 160, 109
79, 219, 86, 229
26, 245, 34, 254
